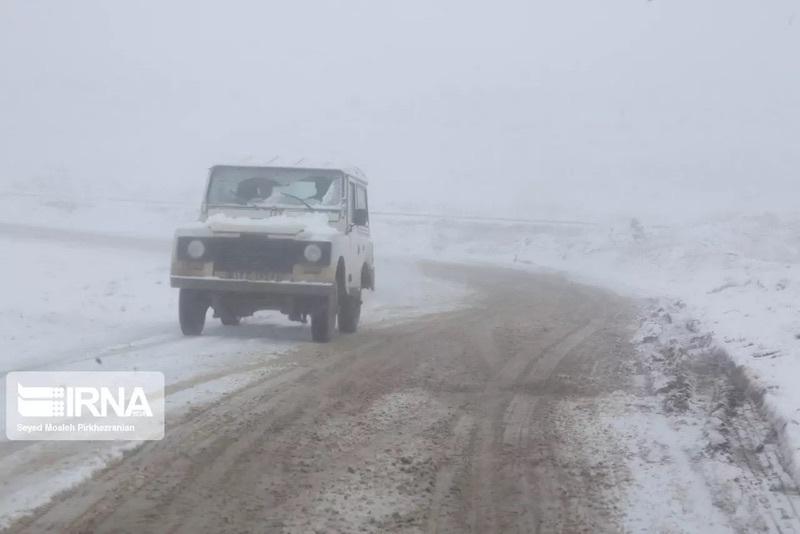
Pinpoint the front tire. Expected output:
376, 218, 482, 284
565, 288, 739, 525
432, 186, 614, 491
338, 290, 361, 333
311, 286, 338, 343
179, 289, 208, 336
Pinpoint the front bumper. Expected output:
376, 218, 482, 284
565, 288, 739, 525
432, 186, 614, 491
171, 276, 336, 297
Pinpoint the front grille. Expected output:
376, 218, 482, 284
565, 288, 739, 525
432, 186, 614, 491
213, 236, 299, 274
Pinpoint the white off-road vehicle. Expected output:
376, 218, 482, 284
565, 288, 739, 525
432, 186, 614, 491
170, 165, 375, 342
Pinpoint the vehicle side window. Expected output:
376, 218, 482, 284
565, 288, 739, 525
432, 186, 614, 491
355, 185, 369, 227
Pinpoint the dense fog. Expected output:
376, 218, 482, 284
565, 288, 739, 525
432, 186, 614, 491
3, 4, 800, 529
1, 0, 798, 222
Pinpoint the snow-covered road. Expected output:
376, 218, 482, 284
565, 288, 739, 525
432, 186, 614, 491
379, 212, 800, 487
3, 262, 799, 533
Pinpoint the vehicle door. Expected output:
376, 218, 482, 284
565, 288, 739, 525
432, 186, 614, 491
347, 179, 370, 292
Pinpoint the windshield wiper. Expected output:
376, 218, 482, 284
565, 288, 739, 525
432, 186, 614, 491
279, 192, 317, 211
241, 201, 275, 210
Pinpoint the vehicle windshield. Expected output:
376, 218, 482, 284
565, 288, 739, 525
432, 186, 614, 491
207, 167, 343, 210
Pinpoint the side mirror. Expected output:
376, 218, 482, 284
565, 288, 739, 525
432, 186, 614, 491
353, 209, 368, 226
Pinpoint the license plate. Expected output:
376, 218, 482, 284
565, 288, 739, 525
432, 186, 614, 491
214, 271, 283, 282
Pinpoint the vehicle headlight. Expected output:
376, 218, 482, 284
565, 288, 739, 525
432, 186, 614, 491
303, 243, 323, 262
186, 239, 206, 260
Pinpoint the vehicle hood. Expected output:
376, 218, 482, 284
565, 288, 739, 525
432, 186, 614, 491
191, 212, 338, 239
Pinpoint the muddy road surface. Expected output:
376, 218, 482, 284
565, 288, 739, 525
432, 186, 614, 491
6, 264, 799, 533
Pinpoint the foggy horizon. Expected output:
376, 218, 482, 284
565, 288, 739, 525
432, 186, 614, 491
1, 0, 798, 222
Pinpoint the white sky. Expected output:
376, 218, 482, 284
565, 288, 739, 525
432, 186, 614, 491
1, 0, 798, 221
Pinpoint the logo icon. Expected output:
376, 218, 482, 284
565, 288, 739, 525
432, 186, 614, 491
6, 372, 164, 441
17, 384, 66, 417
